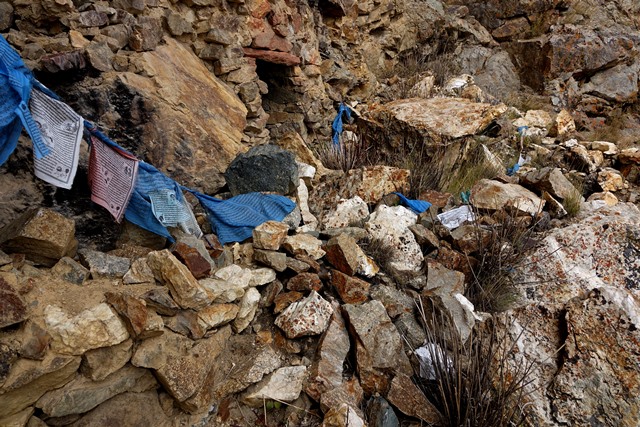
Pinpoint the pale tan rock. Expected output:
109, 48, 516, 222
123, 258, 155, 285
275, 291, 333, 339
408, 74, 435, 98
81, 339, 133, 381
367, 97, 506, 139
324, 233, 378, 278
146, 250, 212, 310
132, 327, 230, 402
36, 365, 156, 417
322, 196, 369, 230
365, 205, 420, 282
0, 208, 77, 267
0, 406, 33, 427
556, 109, 576, 137
343, 300, 412, 395
253, 249, 287, 272
197, 304, 239, 329
232, 287, 261, 333
296, 179, 318, 231
471, 179, 545, 215
0, 353, 80, 416
44, 304, 129, 355
65, 391, 172, 427
241, 366, 307, 407
306, 310, 350, 401
322, 403, 366, 427
282, 233, 326, 260
249, 267, 276, 286
597, 168, 625, 192
587, 191, 618, 206
590, 141, 617, 155
274, 131, 329, 176
387, 373, 440, 423
252, 221, 289, 250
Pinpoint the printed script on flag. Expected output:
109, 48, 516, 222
30, 88, 83, 189
88, 136, 139, 222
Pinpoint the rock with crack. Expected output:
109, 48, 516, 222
324, 233, 378, 278
343, 300, 412, 395
365, 205, 423, 283
241, 365, 307, 407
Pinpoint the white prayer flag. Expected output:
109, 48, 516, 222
30, 88, 83, 189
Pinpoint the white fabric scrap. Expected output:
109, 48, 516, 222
30, 88, 83, 189
437, 205, 475, 230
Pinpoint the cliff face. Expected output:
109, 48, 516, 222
2, 0, 638, 204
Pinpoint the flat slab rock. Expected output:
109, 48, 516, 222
365, 97, 507, 139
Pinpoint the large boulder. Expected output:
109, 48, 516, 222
225, 144, 299, 196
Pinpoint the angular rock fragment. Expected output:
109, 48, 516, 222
0, 208, 77, 267
44, 304, 129, 355
365, 205, 422, 282
147, 250, 212, 310
0, 277, 27, 328
282, 233, 326, 260
287, 272, 323, 292
51, 257, 89, 285
225, 145, 298, 196
233, 287, 261, 333
241, 365, 307, 406
471, 179, 545, 215
197, 304, 239, 329
105, 292, 163, 340
324, 234, 378, 277
81, 339, 133, 381
253, 249, 287, 272
343, 300, 412, 394
306, 310, 350, 401
172, 242, 211, 279
20, 321, 51, 360
386, 373, 440, 423
0, 353, 81, 417
275, 291, 333, 339
331, 270, 370, 304
322, 196, 369, 230
35, 365, 156, 417
252, 221, 290, 250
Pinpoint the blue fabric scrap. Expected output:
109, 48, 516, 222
331, 103, 352, 146
124, 161, 182, 242
460, 190, 471, 205
0, 35, 49, 166
188, 190, 296, 245
393, 192, 432, 215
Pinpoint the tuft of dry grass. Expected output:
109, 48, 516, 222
464, 209, 542, 313
414, 302, 536, 427
315, 130, 369, 172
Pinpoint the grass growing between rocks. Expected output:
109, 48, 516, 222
314, 131, 369, 172
415, 303, 536, 427
464, 210, 542, 313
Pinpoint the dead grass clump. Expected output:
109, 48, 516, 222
562, 177, 584, 218
465, 210, 542, 313
415, 303, 535, 427
315, 130, 369, 172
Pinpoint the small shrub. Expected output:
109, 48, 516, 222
415, 303, 535, 427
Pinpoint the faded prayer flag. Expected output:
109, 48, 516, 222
88, 135, 139, 222
30, 88, 83, 189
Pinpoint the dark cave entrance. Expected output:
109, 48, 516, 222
255, 59, 309, 141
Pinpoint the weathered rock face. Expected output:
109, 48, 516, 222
85, 38, 247, 194
471, 179, 546, 215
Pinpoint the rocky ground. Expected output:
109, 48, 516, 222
2, 0, 640, 426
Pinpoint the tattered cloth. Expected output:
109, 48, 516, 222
331, 103, 352, 146
187, 190, 296, 245
0, 35, 49, 166
393, 192, 432, 214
